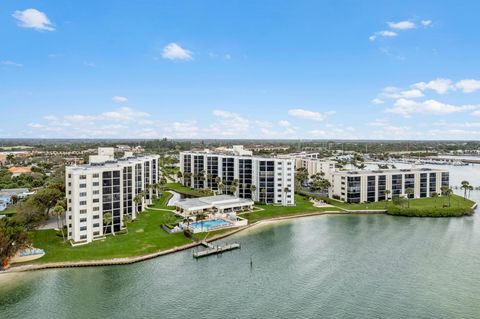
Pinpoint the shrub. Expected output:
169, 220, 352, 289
387, 206, 474, 217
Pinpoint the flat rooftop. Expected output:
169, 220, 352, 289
66, 155, 159, 172
176, 195, 254, 211
333, 167, 448, 176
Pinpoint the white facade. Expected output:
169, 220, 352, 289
66, 150, 159, 244
180, 150, 295, 206
332, 168, 449, 203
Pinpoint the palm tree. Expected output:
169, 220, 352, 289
446, 187, 453, 207
468, 185, 474, 199
461, 180, 470, 200
431, 192, 438, 208
229, 185, 237, 195
383, 190, 391, 208
250, 184, 257, 200
123, 214, 132, 233
176, 171, 183, 181
52, 204, 66, 242
405, 188, 414, 208
103, 212, 113, 236
260, 187, 267, 203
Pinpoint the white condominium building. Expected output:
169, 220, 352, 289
332, 168, 449, 203
278, 152, 335, 182
66, 148, 159, 244
180, 147, 295, 206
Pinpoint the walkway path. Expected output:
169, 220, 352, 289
167, 190, 181, 206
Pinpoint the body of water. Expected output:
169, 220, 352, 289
1, 165, 480, 319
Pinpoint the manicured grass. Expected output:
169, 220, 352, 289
26, 196, 233, 264
331, 194, 474, 210
149, 192, 175, 209
165, 183, 205, 197
28, 208, 188, 263
243, 195, 343, 223
330, 194, 475, 217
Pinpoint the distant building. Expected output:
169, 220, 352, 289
332, 168, 449, 203
279, 152, 336, 182
8, 166, 33, 176
66, 148, 159, 244
180, 146, 295, 206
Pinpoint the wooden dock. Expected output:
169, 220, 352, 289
193, 242, 241, 258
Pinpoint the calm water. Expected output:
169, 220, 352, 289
1, 164, 480, 319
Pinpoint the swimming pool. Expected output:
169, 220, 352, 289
189, 219, 231, 232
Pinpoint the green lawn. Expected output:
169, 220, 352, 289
165, 182, 206, 197
149, 192, 175, 209
331, 194, 474, 211
28, 208, 189, 263
243, 195, 343, 223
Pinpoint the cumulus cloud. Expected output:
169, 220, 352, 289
208, 110, 250, 136
388, 21, 415, 30
456, 79, 480, 93
12, 8, 55, 31
387, 98, 478, 116
161, 43, 193, 61
413, 78, 453, 94
371, 98, 384, 105
369, 30, 397, 41
112, 96, 128, 103
288, 108, 335, 121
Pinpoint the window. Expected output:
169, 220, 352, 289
80, 209, 87, 214
80, 218, 87, 223
80, 226, 87, 231
80, 184, 86, 188
93, 207, 99, 211
93, 223, 100, 228
93, 173, 99, 178
93, 182, 99, 187
80, 201, 87, 205
80, 235, 87, 240
93, 215, 100, 219
93, 231, 100, 236
80, 175, 86, 180
68, 174, 71, 178
80, 192, 87, 197
93, 190, 100, 195
93, 198, 99, 203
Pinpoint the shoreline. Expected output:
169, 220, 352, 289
2, 203, 476, 274
1, 210, 348, 274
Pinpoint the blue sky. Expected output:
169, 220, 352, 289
2, 0, 480, 140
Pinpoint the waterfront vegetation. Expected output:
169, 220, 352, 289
12, 187, 477, 266
328, 194, 475, 217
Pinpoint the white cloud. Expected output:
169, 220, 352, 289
2, 60, 23, 67
380, 87, 424, 99
388, 21, 415, 30
101, 107, 149, 121
161, 43, 193, 61
112, 96, 128, 103
288, 108, 334, 121
12, 8, 55, 31
371, 98, 384, 105
421, 20, 432, 27
369, 30, 397, 41
84, 61, 96, 67
413, 78, 453, 94
387, 98, 478, 116
400, 89, 424, 98
278, 120, 291, 127
456, 79, 480, 93
209, 110, 250, 136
